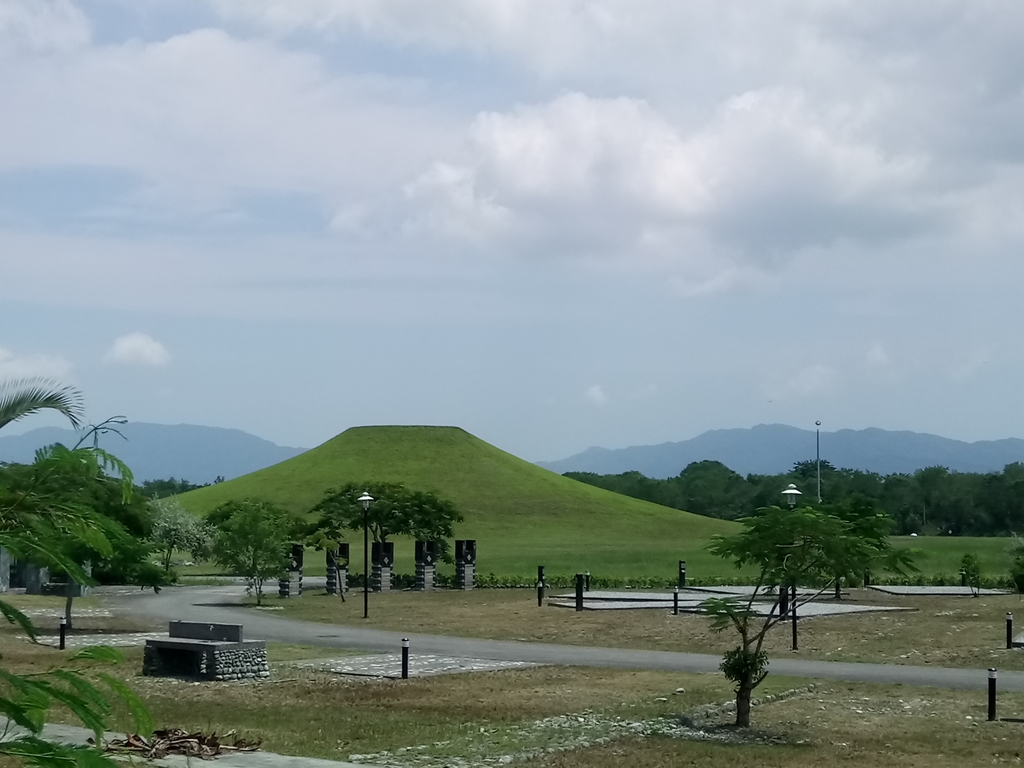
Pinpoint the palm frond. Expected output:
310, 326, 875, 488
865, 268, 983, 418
0, 379, 84, 431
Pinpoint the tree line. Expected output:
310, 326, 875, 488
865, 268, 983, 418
565, 459, 1024, 536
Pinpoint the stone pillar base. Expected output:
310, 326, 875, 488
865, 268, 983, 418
415, 563, 435, 591
371, 565, 391, 592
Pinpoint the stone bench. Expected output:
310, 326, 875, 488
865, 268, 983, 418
143, 621, 268, 681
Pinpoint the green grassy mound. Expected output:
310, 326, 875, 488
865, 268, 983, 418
178, 425, 736, 579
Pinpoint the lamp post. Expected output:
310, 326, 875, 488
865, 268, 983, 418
358, 491, 373, 619
815, 421, 822, 504
781, 483, 802, 649
782, 483, 802, 508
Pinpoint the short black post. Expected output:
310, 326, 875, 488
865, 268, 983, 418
863, 570, 871, 587
585, 571, 591, 592
538, 565, 545, 585
401, 638, 410, 680
537, 579, 544, 607
791, 585, 798, 651
779, 584, 789, 617
59, 617, 67, 651
673, 586, 679, 615
961, 569, 967, 587
678, 560, 687, 588
1007, 613, 1014, 650
989, 668, 997, 721
575, 573, 584, 611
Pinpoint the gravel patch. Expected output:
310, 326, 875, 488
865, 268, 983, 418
292, 654, 538, 678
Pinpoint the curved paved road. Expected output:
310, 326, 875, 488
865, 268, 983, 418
110, 586, 1024, 693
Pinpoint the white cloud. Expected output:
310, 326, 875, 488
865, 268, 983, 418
0, 0, 90, 55
0, 28, 460, 220
105, 333, 170, 367
409, 89, 927, 275
0, 347, 72, 380
584, 384, 608, 406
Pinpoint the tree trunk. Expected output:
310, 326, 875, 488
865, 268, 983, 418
834, 579, 842, 600
735, 684, 752, 727
64, 583, 74, 631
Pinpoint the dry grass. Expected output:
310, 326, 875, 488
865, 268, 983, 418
262, 588, 1024, 670
4, 616, 1024, 767
526, 683, 1024, 768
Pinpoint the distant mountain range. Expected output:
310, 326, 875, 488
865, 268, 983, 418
537, 424, 1024, 478
0, 423, 305, 483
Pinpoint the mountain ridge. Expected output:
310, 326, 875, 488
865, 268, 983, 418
0, 422, 305, 483
537, 424, 1024, 478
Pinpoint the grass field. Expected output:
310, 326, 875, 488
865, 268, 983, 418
179, 533, 1018, 585
5, 594, 1024, 765
3, 624, 1023, 767
251, 588, 1024, 670
175, 425, 1020, 583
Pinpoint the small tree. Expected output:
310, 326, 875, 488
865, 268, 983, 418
311, 482, 462, 560
211, 499, 293, 605
705, 505, 903, 727
961, 552, 982, 596
1009, 536, 1024, 595
150, 497, 213, 573
823, 496, 915, 599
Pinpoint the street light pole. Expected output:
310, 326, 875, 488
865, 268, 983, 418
358, 491, 373, 619
815, 420, 822, 504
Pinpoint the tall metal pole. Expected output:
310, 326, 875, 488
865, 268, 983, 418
363, 504, 369, 619
815, 420, 822, 504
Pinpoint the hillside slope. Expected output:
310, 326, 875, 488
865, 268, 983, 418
179, 425, 735, 578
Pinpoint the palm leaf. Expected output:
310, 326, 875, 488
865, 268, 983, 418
0, 379, 84, 431
0, 599, 38, 642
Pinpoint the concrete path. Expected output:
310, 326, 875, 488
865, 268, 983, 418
0, 720, 371, 768
107, 585, 1024, 693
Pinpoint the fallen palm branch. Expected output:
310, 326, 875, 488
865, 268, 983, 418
99, 729, 261, 759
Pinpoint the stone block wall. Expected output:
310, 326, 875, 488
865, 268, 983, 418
211, 645, 270, 681
143, 641, 269, 681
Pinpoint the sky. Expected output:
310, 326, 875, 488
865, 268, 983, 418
3, 0, 1024, 462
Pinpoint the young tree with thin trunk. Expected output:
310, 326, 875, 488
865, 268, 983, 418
704, 505, 909, 727
211, 499, 294, 605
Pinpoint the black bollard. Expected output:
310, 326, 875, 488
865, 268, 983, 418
537, 580, 544, 607
538, 565, 545, 585
575, 573, 584, 611
779, 584, 789, 617
678, 560, 687, 588
1007, 613, 1014, 650
791, 585, 798, 651
961, 570, 967, 588
401, 638, 410, 680
59, 617, 67, 651
989, 668, 997, 721
673, 587, 679, 616
585, 571, 591, 592
863, 571, 871, 587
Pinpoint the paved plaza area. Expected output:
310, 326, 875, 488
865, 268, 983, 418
869, 585, 1010, 596
31, 632, 166, 648
293, 653, 539, 678
550, 586, 913, 617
